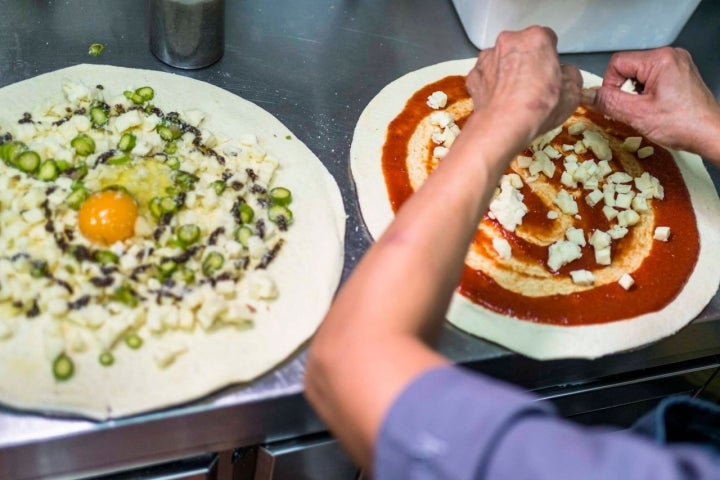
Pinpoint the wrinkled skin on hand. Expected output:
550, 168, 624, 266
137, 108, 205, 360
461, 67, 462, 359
584, 47, 720, 161
465, 26, 582, 147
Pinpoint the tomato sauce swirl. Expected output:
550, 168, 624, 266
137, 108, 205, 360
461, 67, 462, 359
381, 75, 699, 326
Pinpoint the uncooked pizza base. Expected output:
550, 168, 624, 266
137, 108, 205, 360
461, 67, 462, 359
0, 64, 346, 418
350, 58, 720, 360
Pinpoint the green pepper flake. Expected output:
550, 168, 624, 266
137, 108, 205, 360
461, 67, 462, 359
176, 224, 201, 247
99, 351, 115, 366
179, 266, 196, 284
53, 353, 75, 381
268, 204, 294, 226
285, 135, 292, 140
125, 332, 143, 350
202, 252, 225, 277
210, 179, 226, 195
234, 225, 253, 247
71, 134, 96, 156
38, 159, 59, 181
94, 249, 119, 265
269, 186, 292, 206
135, 86, 155, 102
65, 188, 89, 210
113, 283, 139, 307
88, 43, 105, 56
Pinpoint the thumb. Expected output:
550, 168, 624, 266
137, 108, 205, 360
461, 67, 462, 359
582, 85, 641, 125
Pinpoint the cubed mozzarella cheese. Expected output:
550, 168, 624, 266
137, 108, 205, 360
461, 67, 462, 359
429, 111, 454, 128
622, 136, 642, 152
607, 172, 633, 184
582, 130, 612, 161
433, 146, 449, 159
488, 177, 528, 232
602, 205, 619, 221
565, 227, 586, 246
585, 189, 604, 207
543, 145, 562, 159
654, 226, 671, 241
618, 273, 635, 290
589, 230, 611, 251
426, 91, 448, 109
637, 146, 655, 159
614, 184, 632, 194
594, 246, 612, 266
617, 209, 641, 227
570, 269, 595, 286
615, 192, 636, 210
62, 81, 92, 103
568, 122, 586, 135
597, 160, 612, 178
547, 240, 582, 271
603, 184, 616, 207
113, 110, 144, 133
553, 190, 578, 215
583, 178, 599, 191
492, 237, 512, 260
530, 126, 562, 150
561, 171, 577, 189
506, 173, 523, 189
631, 196, 649, 213
431, 129, 446, 145
516, 155, 533, 168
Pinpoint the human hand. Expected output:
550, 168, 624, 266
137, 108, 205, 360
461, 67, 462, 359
465, 26, 582, 148
583, 47, 720, 159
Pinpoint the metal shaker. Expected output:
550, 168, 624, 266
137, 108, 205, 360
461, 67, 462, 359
148, 0, 225, 69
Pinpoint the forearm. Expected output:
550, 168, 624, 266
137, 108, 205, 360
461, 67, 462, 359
304, 26, 581, 472
305, 113, 530, 468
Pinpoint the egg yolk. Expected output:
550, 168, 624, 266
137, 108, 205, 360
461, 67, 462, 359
78, 190, 139, 245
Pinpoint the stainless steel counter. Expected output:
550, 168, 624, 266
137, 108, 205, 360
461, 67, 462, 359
1, 1, 719, 478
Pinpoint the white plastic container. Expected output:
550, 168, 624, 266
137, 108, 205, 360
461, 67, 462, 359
451, 0, 701, 53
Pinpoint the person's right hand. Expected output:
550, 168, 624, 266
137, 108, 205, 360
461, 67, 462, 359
583, 47, 720, 161
465, 26, 582, 151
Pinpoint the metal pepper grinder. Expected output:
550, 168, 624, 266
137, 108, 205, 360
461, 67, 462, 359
148, 0, 225, 69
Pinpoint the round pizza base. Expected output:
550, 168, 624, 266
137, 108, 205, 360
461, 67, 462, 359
351, 58, 720, 360
0, 65, 346, 419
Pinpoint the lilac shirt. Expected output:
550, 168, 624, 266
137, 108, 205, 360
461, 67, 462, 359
375, 365, 720, 480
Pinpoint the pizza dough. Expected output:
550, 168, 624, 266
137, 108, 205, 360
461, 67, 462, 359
351, 58, 720, 360
0, 64, 345, 418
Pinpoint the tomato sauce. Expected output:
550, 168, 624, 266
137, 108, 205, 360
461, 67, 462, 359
381, 75, 700, 326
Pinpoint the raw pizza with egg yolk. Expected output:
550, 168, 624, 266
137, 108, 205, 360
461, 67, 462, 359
351, 58, 720, 359
0, 64, 345, 419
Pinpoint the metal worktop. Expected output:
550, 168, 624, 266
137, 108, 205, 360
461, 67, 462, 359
1, 1, 719, 478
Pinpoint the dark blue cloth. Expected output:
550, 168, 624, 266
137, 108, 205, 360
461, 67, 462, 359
375, 365, 720, 480
632, 395, 720, 454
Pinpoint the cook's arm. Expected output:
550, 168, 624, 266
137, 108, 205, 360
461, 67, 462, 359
304, 26, 581, 471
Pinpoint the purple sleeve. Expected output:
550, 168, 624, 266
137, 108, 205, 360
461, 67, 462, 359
374, 365, 720, 480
